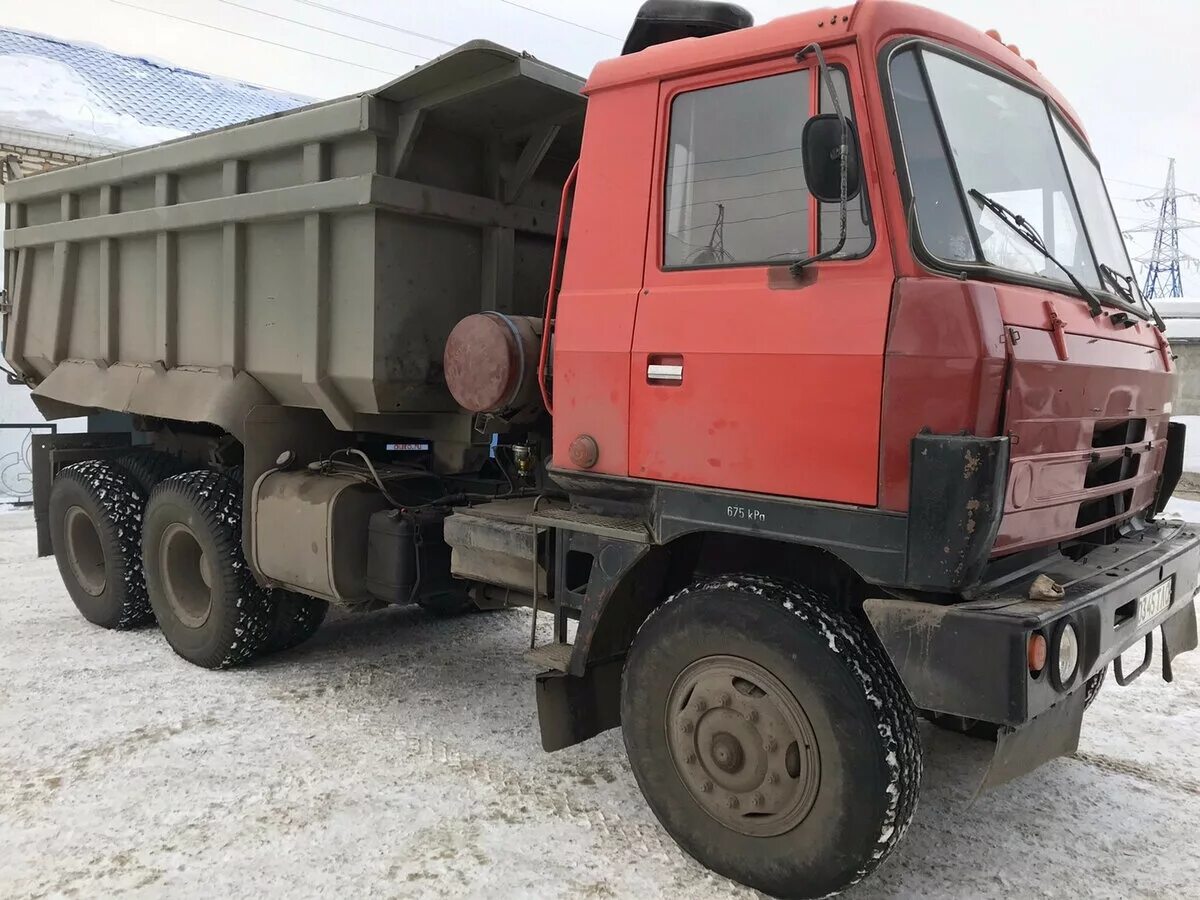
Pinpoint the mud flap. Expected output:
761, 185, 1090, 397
535, 656, 623, 751
1161, 599, 1198, 682
978, 687, 1086, 794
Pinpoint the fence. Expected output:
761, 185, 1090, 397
0, 423, 57, 507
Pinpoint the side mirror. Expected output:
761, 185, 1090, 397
801, 114, 862, 203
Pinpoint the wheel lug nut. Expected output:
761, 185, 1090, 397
695, 699, 707, 712
681, 720, 695, 735
748, 710, 759, 723
727, 796, 740, 809
719, 693, 731, 707
685, 753, 697, 765
701, 781, 713, 793
768, 772, 780, 785
753, 793, 765, 808
766, 738, 778, 753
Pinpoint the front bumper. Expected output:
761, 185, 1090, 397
864, 519, 1200, 727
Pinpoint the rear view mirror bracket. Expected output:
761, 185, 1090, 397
789, 43, 861, 274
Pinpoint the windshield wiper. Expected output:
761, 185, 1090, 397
1099, 263, 1167, 331
1098, 263, 1135, 303
967, 188, 1104, 318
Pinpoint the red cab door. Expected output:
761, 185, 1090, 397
627, 51, 895, 506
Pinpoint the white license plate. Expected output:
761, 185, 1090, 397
1136, 578, 1174, 628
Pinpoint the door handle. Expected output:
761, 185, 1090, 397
647, 355, 683, 385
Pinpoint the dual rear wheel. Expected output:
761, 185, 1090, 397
48, 457, 326, 668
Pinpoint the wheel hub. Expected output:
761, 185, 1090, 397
160, 522, 214, 628
710, 732, 744, 773
666, 655, 820, 837
63, 505, 106, 597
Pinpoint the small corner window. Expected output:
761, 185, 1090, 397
663, 69, 813, 269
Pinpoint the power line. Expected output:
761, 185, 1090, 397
108, 0, 399, 75
497, 0, 620, 40
215, 0, 432, 60
288, 0, 457, 49
1109, 176, 1165, 191
667, 145, 803, 171
1110, 175, 1199, 198
667, 185, 807, 213
686, 161, 807, 186
680, 205, 808, 233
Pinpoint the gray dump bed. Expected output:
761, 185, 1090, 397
2, 43, 583, 442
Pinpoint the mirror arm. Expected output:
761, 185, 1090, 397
790, 42, 850, 275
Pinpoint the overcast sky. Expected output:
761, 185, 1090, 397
3, 0, 1198, 272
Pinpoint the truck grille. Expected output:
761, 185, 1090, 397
1092, 418, 1146, 449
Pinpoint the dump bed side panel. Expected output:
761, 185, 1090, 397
3, 43, 584, 443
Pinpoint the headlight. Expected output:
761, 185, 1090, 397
1055, 621, 1080, 687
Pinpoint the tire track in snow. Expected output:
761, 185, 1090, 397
1071, 750, 1200, 797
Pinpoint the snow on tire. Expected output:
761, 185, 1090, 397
48, 460, 153, 629
142, 469, 275, 669
114, 450, 187, 498
621, 573, 921, 899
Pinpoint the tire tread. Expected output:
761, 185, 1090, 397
632, 573, 922, 894
51, 460, 153, 629
145, 469, 272, 668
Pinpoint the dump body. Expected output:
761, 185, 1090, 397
2, 43, 584, 447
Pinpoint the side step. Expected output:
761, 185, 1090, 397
524, 641, 573, 672
528, 507, 650, 543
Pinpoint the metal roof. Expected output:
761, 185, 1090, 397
0, 27, 310, 135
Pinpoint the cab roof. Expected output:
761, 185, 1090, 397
585, 0, 1085, 140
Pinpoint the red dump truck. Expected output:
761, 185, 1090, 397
3, 1, 1196, 896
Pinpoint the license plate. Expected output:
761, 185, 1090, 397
1136, 578, 1173, 628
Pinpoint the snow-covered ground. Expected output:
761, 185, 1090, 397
1, 511, 1198, 898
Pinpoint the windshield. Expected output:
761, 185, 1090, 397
888, 44, 1146, 310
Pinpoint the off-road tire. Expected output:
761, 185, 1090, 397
48, 460, 153, 629
142, 469, 274, 668
621, 574, 921, 899
261, 591, 328, 654
115, 450, 186, 497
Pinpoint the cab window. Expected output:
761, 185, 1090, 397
663, 66, 870, 269
663, 70, 812, 268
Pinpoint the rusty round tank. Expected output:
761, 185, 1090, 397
443, 312, 544, 414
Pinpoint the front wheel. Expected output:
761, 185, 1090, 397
621, 575, 921, 899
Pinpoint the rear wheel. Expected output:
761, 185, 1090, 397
621, 575, 921, 899
48, 460, 152, 629
142, 470, 274, 668
261, 591, 328, 654
115, 450, 186, 497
